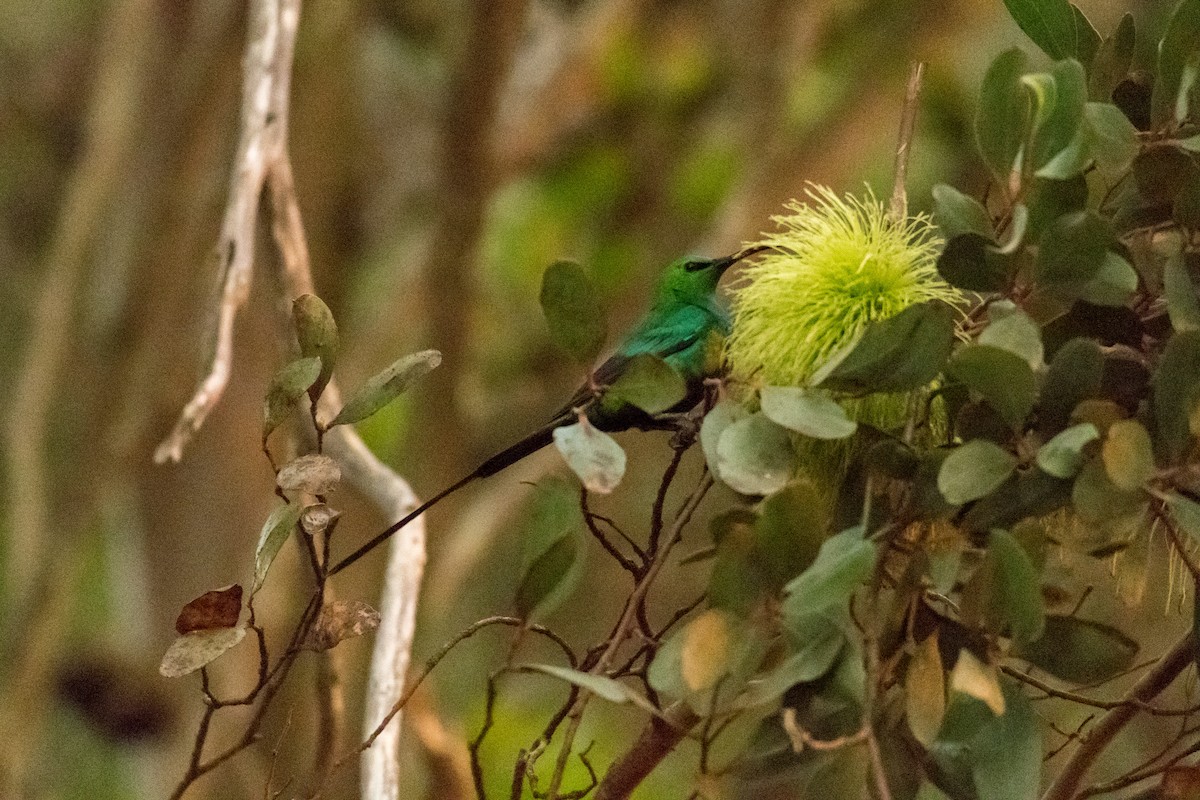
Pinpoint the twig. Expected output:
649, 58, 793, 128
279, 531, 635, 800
888, 61, 925, 225
581, 486, 642, 576
345, 617, 575, 761
593, 703, 703, 800
1078, 732, 1200, 798
1002, 665, 1200, 717
577, 473, 715, 800
1040, 632, 1197, 800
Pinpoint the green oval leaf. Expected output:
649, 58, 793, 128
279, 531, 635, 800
1072, 458, 1146, 524
1088, 13, 1135, 102
516, 537, 578, 619
603, 353, 686, 414
782, 527, 877, 620
552, 419, 627, 494
989, 529, 1046, 644
1002, 0, 1077, 60
1076, 251, 1138, 306
292, 294, 339, 401
1040, 337, 1104, 433
1102, 419, 1155, 491
540, 260, 606, 364
1151, 0, 1200, 127
933, 184, 994, 239
1152, 330, 1200, 462
755, 479, 827, 587
938, 440, 1019, 506
1163, 242, 1200, 333
1083, 101, 1140, 180
329, 349, 442, 427
1036, 423, 1099, 477
947, 345, 1037, 428
1166, 491, 1200, 540
971, 679, 1042, 800
1031, 59, 1088, 171
978, 301, 1044, 370
254, 501, 304, 593
715, 412, 797, 496
1035, 210, 1112, 288
513, 480, 584, 619
700, 399, 748, 482
263, 356, 322, 440
818, 303, 957, 395
1016, 614, 1139, 683
760, 386, 857, 440
976, 48, 1032, 187
937, 233, 1010, 293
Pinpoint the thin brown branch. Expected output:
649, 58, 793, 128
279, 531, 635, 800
1041, 633, 1197, 800
558, 472, 714, 800
888, 61, 925, 225
1002, 664, 1200, 717
593, 703, 703, 800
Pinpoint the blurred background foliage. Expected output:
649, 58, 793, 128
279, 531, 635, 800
0, 1, 1184, 798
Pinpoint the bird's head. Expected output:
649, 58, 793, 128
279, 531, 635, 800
655, 245, 773, 304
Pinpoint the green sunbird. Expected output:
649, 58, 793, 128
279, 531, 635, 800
329, 246, 768, 575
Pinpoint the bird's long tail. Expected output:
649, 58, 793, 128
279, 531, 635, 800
327, 419, 564, 575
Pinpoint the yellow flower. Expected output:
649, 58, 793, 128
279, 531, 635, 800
728, 185, 958, 388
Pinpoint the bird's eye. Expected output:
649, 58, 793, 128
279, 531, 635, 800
684, 260, 708, 272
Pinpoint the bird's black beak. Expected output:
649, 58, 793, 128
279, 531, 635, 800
712, 244, 774, 274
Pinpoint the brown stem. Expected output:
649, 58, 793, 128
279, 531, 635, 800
594, 703, 702, 800
1040, 633, 1197, 800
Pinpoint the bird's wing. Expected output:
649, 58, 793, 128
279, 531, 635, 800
553, 305, 716, 417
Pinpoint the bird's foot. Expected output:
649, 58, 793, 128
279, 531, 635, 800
659, 409, 703, 450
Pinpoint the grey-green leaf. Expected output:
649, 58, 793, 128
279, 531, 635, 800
1152, 330, 1200, 462
977, 49, 1032, 186
760, 386, 857, 440
937, 233, 1010, 293
292, 294, 339, 400
1076, 252, 1137, 306
1034, 210, 1111, 287
715, 412, 797, 496
1003, 0, 1077, 60
524, 663, 634, 705
1036, 423, 1099, 477
253, 501, 304, 593
1164, 243, 1200, 332
540, 260, 606, 364
933, 184, 994, 239
1016, 615, 1138, 683
990, 529, 1046, 644
979, 301, 1044, 370
263, 356, 322, 440
552, 420, 627, 494
782, 527, 877, 620
1151, 0, 1200, 127
818, 303, 957, 395
329, 350, 442, 427
947, 345, 1037, 428
700, 399, 749, 482
603, 354, 686, 414
938, 440, 1019, 506
513, 480, 585, 619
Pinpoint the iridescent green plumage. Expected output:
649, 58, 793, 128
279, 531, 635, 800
330, 247, 766, 574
